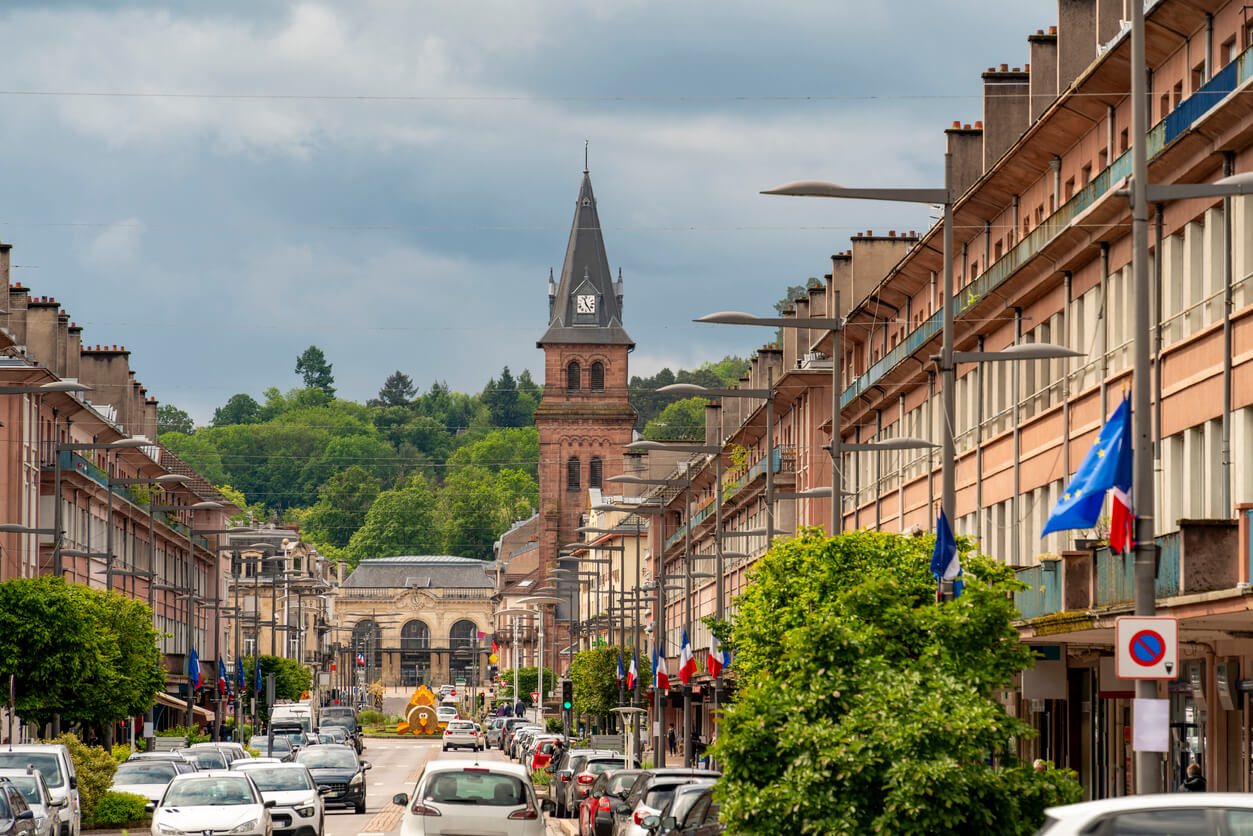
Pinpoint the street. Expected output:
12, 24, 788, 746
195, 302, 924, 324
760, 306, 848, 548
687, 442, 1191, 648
326, 736, 571, 836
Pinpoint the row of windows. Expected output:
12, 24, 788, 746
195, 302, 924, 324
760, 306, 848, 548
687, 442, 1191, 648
567, 456, 603, 491
567, 361, 605, 391
350, 618, 479, 649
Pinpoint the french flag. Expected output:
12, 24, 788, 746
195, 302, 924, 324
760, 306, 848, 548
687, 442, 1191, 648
678, 630, 696, 685
356, 652, 365, 666
616, 650, 625, 683
1110, 485, 1133, 554
652, 645, 670, 691
626, 647, 638, 690
706, 634, 730, 678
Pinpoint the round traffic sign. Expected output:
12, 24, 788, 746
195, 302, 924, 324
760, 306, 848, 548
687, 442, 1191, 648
1129, 630, 1166, 666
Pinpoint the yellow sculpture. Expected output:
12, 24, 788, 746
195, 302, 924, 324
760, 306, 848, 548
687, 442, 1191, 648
396, 686, 442, 735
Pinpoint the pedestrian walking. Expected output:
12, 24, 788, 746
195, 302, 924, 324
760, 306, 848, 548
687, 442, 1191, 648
667, 724, 677, 755
514, 698, 526, 719
1182, 762, 1207, 792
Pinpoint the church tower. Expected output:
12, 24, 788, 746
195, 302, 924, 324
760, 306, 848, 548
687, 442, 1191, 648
534, 168, 637, 576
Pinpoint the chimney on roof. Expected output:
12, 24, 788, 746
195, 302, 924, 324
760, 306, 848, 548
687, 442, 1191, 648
945, 119, 984, 197
1057, 0, 1098, 91
1028, 26, 1060, 121
982, 64, 1030, 170
1096, 0, 1122, 46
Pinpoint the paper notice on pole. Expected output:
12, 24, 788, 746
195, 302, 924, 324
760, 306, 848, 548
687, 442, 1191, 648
653, 721, 660, 737
1133, 698, 1169, 752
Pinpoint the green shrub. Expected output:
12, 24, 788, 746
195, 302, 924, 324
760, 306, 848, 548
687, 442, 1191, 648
90, 792, 150, 826
45, 733, 115, 823
110, 744, 131, 764
545, 718, 563, 733
357, 710, 387, 725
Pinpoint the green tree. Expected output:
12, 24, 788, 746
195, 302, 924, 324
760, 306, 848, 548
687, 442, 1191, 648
160, 431, 228, 486
446, 427, 539, 477
495, 667, 554, 707
157, 404, 194, 434
714, 530, 1081, 835
295, 346, 335, 397
567, 646, 650, 721
212, 393, 262, 426
698, 355, 751, 387
374, 370, 417, 407
436, 466, 537, 559
246, 655, 313, 723
643, 397, 708, 441
0, 577, 163, 730
344, 474, 440, 564
481, 366, 531, 428
216, 484, 268, 527
302, 466, 382, 549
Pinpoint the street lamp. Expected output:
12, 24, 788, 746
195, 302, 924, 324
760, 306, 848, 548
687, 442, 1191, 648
53, 437, 151, 580
496, 608, 538, 718
516, 595, 563, 725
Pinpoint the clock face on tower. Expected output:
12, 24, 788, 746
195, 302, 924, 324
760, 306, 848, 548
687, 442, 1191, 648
576, 294, 596, 315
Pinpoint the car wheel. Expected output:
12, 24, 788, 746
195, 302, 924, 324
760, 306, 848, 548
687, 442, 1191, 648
354, 799, 365, 815
442, 744, 448, 751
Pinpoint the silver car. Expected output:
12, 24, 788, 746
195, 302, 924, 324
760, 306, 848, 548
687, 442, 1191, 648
0, 769, 56, 836
148, 772, 273, 836
229, 763, 324, 836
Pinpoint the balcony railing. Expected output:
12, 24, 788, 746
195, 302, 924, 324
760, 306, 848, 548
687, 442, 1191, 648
1014, 520, 1237, 621
841, 44, 1253, 413
665, 444, 795, 550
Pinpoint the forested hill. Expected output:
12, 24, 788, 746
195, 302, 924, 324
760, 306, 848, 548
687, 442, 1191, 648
158, 346, 748, 566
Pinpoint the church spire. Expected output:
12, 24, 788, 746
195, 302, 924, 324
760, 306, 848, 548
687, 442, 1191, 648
538, 169, 633, 348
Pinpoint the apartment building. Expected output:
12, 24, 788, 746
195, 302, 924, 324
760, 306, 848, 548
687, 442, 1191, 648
626, 0, 1253, 797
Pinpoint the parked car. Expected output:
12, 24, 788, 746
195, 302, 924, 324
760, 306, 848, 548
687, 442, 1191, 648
497, 718, 530, 750
641, 785, 723, 836
0, 779, 35, 836
609, 770, 721, 836
0, 770, 56, 836
110, 760, 182, 804
392, 760, 552, 836
435, 705, 458, 731
230, 762, 326, 836
579, 770, 642, 836
179, 748, 229, 770
293, 745, 370, 815
249, 736, 295, 762
188, 742, 250, 764
147, 771, 273, 836
317, 706, 361, 753
528, 736, 566, 773
442, 721, 484, 752
507, 725, 542, 760
1034, 793, 1253, 835
554, 753, 637, 819
485, 718, 506, 748
0, 745, 79, 836
640, 782, 718, 836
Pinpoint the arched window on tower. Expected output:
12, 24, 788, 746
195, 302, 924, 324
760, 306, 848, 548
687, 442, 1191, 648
567, 361, 581, 391
567, 457, 580, 491
589, 456, 603, 489
590, 361, 605, 391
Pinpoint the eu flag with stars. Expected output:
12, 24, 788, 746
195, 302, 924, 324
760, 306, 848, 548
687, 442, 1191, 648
1042, 396, 1133, 536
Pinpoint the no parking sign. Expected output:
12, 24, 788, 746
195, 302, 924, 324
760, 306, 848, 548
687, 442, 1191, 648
1115, 617, 1178, 680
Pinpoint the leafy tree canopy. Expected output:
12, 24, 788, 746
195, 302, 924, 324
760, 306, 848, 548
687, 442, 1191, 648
159, 431, 228, 486
301, 466, 382, 550
344, 474, 440, 564
157, 404, 194, 435
436, 466, 537, 559
568, 646, 650, 720
495, 667, 554, 707
446, 427, 539, 477
212, 393, 262, 426
629, 357, 748, 430
713, 530, 1081, 835
373, 370, 417, 407
295, 345, 335, 396
642, 397, 708, 442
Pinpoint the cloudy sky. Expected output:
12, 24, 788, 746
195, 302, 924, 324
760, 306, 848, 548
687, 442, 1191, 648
0, 1, 1049, 423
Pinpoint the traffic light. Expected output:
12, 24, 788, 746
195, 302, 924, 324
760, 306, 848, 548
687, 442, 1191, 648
561, 679, 573, 711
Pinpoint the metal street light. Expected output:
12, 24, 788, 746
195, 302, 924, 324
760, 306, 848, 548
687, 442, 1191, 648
517, 596, 563, 724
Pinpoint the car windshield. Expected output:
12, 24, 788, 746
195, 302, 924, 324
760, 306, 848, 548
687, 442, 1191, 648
184, 751, 228, 769
608, 772, 641, 794
320, 711, 354, 727
250, 737, 291, 752
0, 793, 9, 818
163, 777, 256, 807
115, 763, 177, 784
6, 777, 43, 805
644, 787, 677, 810
0, 755, 62, 789
447, 722, 474, 731
296, 748, 357, 770
586, 760, 625, 775
423, 771, 527, 807
243, 769, 314, 792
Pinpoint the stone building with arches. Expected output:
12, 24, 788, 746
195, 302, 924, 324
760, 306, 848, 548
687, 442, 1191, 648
332, 555, 494, 690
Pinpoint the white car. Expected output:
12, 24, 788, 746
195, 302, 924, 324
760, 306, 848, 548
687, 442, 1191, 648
1036, 793, 1253, 834
148, 771, 273, 836
228, 763, 325, 836
393, 760, 552, 836
436, 705, 458, 725
0, 744, 80, 836
111, 760, 181, 804
442, 721, 483, 752
0, 769, 57, 836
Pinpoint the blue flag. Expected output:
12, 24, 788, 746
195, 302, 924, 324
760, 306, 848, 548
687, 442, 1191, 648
1042, 396, 1133, 536
930, 508, 961, 598
237, 657, 245, 691
188, 647, 201, 690
217, 656, 227, 694
255, 658, 262, 694
616, 650, 625, 683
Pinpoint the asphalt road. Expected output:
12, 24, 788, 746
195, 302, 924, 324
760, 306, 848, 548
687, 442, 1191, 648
326, 736, 572, 836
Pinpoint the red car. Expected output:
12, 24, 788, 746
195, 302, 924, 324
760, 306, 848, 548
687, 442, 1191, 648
530, 737, 565, 772
579, 769, 642, 836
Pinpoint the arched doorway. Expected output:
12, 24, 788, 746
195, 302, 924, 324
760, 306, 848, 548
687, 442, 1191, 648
401, 620, 431, 687
351, 619, 383, 684
449, 619, 479, 684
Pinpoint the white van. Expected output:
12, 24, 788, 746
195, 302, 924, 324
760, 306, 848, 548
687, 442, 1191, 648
270, 703, 315, 734
0, 744, 80, 836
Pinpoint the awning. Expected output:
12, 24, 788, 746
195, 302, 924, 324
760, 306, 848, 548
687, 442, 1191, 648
154, 692, 215, 722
